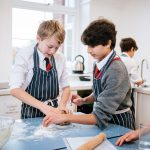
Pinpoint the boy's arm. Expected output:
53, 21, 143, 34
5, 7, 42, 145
43, 113, 97, 127
58, 86, 71, 111
84, 93, 95, 103
10, 88, 60, 115
71, 93, 95, 106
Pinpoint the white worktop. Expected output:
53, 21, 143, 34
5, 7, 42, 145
0, 88, 10, 95
134, 87, 150, 95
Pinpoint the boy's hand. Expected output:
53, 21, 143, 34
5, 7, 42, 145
71, 94, 85, 106
42, 113, 67, 127
135, 80, 144, 86
115, 130, 139, 146
57, 106, 70, 114
41, 104, 61, 115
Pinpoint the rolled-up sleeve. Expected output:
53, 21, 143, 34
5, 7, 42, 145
92, 62, 131, 128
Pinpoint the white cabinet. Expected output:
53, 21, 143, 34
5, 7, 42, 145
135, 88, 150, 128
0, 95, 21, 119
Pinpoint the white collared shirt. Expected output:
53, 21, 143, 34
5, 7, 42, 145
96, 50, 114, 71
9, 45, 70, 90
120, 52, 142, 87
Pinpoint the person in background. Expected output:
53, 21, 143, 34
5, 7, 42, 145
120, 38, 144, 126
116, 123, 150, 146
120, 38, 144, 87
42, 18, 135, 130
9, 20, 70, 119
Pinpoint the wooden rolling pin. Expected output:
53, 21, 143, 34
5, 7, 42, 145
77, 133, 106, 150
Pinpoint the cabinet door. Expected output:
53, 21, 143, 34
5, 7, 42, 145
136, 92, 150, 127
0, 95, 21, 119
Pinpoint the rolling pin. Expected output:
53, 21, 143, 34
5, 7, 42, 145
77, 133, 106, 150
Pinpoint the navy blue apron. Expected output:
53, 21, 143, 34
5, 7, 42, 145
21, 45, 59, 119
93, 51, 135, 129
121, 53, 135, 128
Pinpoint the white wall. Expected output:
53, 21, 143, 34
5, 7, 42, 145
119, 0, 150, 81
118, 0, 150, 62
0, 0, 12, 82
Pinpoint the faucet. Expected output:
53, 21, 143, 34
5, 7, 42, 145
141, 59, 149, 80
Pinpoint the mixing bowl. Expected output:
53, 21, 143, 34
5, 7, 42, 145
0, 116, 14, 149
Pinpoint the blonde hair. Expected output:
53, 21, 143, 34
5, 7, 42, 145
37, 20, 65, 44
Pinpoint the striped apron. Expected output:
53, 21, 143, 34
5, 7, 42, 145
21, 46, 59, 119
121, 53, 135, 125
93, 51, 135, 129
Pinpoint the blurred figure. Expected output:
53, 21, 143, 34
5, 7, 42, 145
120, 37, 144, 127
120, 37, 144, 87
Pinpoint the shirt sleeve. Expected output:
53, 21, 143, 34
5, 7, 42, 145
129, 59, 142, 82
9, 50, 30, 90
92, 61, 131, 128
55, 52, 70, 89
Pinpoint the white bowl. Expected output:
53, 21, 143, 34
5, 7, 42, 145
0, 116, 14, 149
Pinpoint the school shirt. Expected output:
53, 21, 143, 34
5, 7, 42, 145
92, 51, 132, 128
9, 46, 69, 90
120, 52, 142, 87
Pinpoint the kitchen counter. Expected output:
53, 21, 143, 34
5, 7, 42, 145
0, 88, 10, 95
2, 117, 138, 150
134, 87, 150, 95
69, 72, 92, 91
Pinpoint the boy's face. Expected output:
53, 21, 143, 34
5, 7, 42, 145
87, 44, 111, 61
37, 35, 61, 57
130, 48, 136, 58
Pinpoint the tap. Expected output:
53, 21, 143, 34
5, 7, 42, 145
141, 59, 149, 80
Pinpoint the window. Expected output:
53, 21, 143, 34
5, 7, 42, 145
12, 0, 78, 61
21, 0, 75, 7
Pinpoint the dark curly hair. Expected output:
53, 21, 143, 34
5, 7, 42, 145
120, 37, 138, 52
81, 18, 117, 50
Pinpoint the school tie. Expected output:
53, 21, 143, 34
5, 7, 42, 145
95, 66, 101, 79
44, 57, 52, 72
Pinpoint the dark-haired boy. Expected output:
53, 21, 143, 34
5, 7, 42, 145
43, 18, 135, 129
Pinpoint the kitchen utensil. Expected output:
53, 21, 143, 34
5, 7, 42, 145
76, 133, 106, 150
72, 55, 85, 74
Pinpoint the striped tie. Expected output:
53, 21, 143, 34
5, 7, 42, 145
44, 57, 52, 72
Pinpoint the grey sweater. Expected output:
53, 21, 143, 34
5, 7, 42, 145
92, 60, 132, 128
